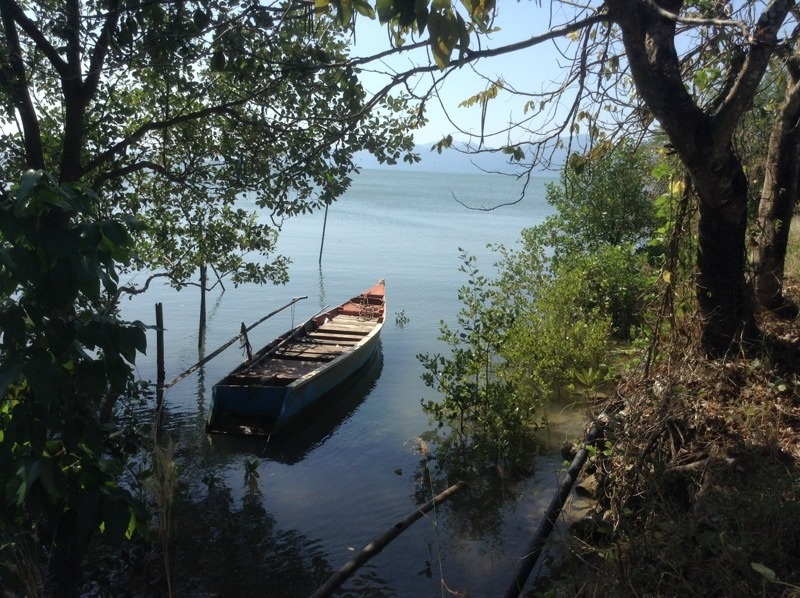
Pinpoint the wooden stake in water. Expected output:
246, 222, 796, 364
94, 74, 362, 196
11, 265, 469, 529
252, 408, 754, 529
155, 302, 166, 433
198, 264, 207, 350
156, 302, 165, 401
319, 203, 328, 265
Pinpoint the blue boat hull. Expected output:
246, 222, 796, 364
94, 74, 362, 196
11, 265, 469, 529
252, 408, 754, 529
210, 330, 381, 425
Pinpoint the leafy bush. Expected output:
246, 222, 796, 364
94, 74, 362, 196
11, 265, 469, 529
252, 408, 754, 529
418, 142, 658, 476
531, 141, 658, 340
553, 244, 651, 339
541, 139, 659, 265
495, 237, 612, 392
418, 252, 543, 472
0, 172, 148, 594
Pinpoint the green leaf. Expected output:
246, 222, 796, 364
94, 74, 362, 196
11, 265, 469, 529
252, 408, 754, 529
14, 459, 41, 505
15, 170, 44, 204
100, 220, 130, 251
414, 0, 429, 32
568, 152, 587, 175
501, 145, 525, 161
338, 0, 354, 25
376, 0, 396, 22
456, 12, 470, 57
427, 0, 459, 69
125, 509, 139, 540
651, 161, 673, 180
460, 0, 493, 29
352, 0, 376, 18
315, 0, 330, 15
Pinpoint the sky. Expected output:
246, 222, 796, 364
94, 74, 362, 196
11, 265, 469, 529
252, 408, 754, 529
346, 2, 578, 146
344, 1, 794, 151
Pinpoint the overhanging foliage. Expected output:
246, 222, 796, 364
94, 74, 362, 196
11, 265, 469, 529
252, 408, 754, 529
0, 0, 420, 290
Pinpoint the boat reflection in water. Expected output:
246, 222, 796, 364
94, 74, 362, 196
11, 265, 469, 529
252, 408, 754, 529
206, 347, 383, 465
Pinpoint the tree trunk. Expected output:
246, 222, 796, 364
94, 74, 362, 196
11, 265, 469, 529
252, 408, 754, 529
753, 63, 800, 315
693, 147, 757, 354
607, 0, 790, 355
59, 0, 86, 182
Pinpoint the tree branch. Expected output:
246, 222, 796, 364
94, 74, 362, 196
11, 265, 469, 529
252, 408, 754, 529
641, 0, 752, 39
348, 12, 609, 71
608, 0, 709, 156
0, 1, 44, 168
713, 0, 794, 143
0, 0, 70, 78
84, 0, 121, 100
458, 12, 609, 64
83, 101, 245, 181
109, 272, 172, 310
91, 160, 186, 189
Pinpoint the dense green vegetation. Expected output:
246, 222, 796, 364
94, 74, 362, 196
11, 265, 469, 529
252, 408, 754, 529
419, 142, 657, 473
0, 174, 149, 594
418, 135, 800, 596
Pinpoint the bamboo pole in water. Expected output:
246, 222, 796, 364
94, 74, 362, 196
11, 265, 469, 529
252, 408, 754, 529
503, 424, 602, 598
311, 480, 466, 598
155, 303, 166, 430
162, 295, 307, 390
318, 203, 329, 265
198, 264, 207, 350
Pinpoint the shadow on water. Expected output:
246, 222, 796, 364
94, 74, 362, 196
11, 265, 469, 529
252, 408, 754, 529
105, 351, 387, 597
206, 347, 384, 465
166, 481, 336, 596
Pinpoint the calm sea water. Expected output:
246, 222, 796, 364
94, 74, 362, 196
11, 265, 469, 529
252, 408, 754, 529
120, 168, 588, 596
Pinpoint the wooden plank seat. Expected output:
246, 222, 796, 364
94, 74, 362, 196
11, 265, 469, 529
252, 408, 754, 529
318, 321, 376, 335
324, 314, 381, 329
308, 333, 362, 344
275, 343, 344, 361
246, 358, 325, 380
311, 326, 366, 335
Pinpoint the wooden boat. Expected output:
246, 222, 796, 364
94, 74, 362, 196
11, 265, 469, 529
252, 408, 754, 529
207, 351, 383, 461
207, 280, 385, 435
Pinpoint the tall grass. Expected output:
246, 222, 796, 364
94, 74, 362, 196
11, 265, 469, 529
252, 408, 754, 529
146, 435, 178, 597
